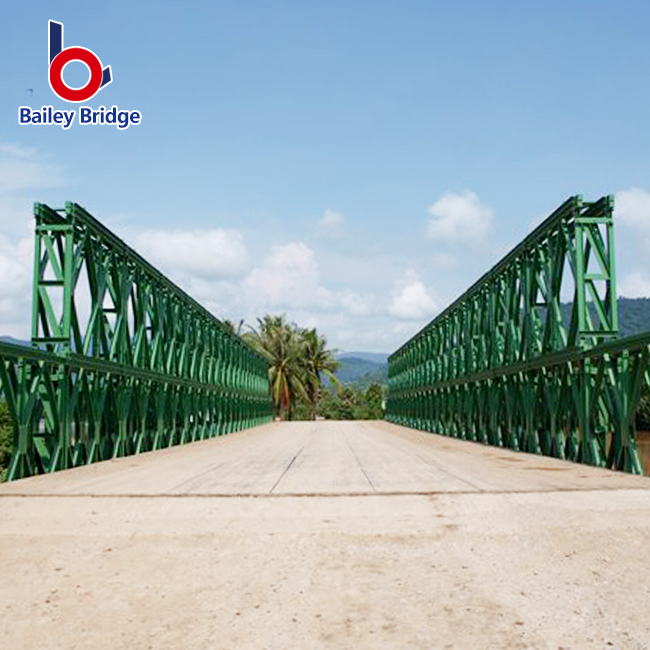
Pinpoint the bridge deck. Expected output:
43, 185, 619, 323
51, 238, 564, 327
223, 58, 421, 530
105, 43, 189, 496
1, 421, 650, 648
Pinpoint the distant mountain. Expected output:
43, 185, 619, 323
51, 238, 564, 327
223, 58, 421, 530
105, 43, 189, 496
618, 297, 650, 338
337, 351, 389, 365
0, 336, 30, 347
334, 356, 388, 388
558, 297, 650, 340
331, 297, 650, 389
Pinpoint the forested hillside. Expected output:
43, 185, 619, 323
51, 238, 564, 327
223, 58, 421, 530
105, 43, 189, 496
617, 297, 650, 337
334, 297, 650, 389
558, 297, 650, 338
334, 356, 388, 388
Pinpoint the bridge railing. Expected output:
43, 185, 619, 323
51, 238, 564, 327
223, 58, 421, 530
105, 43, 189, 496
32, 201, 268, 391
2, 202, 273, 481
387, 331, 649, 473
387, 196, 646, 474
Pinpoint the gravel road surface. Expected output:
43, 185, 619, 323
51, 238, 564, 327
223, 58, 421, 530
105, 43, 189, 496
1, 421, 649, 649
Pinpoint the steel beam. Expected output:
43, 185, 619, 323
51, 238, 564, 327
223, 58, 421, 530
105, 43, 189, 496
387, 196, 645, 474
2, 202, 273, 480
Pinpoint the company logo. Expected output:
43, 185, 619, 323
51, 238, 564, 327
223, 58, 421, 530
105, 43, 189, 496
18, 20, 141, 130
48, 20, 112, 103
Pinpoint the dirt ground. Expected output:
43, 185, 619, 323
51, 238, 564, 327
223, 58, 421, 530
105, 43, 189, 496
1, 421, 650, 650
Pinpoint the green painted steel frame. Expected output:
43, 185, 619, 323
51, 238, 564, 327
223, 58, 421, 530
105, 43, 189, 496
32, 202, 269, 391
387, 196, 646, 474
2, 202, 272, 481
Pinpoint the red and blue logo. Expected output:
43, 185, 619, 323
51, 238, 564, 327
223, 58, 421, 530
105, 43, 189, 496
18, 20, 141, 130
48, 20, 112, 103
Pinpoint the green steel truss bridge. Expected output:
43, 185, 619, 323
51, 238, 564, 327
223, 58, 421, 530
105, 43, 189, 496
1, 195, 649, 480
387, 195, 648, 474
0, 202, 272, 480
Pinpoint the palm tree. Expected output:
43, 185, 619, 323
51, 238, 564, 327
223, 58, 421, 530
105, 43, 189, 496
244, 315, 309, 420
222, 319, 245, 336
243, 315, 342, 421
300, 328, 341, 420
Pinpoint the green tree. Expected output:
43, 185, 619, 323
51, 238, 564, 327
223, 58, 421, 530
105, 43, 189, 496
243, 315, 309, 420
317, 383, 386, 421
365, 383, 385, 420
319, 386, 360, 420
636, 388, 650, 431
300, 328, 341, 420
0, 401, 15, 481
243, 316, 342, 421
222, 319, 245, 336
232, 313, 371, 422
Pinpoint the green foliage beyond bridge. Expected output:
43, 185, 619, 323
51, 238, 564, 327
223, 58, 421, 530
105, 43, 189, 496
1, 195, 649, 480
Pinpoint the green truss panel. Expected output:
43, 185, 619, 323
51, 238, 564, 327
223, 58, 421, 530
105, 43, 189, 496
2, 202, 273, 481
387, 196, 647, 474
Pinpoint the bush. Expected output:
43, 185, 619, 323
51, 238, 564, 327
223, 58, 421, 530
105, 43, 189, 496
317, 383, 385, 421
636, 390, 650, 431
0, 401, 15, 481
364, 383, 384, 420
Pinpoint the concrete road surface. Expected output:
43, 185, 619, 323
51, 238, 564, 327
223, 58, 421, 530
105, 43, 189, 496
1, 421, 650, 649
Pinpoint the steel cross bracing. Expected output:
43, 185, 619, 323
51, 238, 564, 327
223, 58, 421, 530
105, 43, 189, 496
387, 195, 647, 474
2, 202, 272, 481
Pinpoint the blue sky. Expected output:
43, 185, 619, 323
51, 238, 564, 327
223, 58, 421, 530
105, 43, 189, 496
1, 0, 650, 351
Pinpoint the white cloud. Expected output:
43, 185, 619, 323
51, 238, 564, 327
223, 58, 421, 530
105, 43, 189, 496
242, 241, 378, 324
426, 191, 492, 245
244, 242, 334, 309
134, 228, 249, 279
0, 143, 39, 159
620, 271, 650, 298
388, 269, 436, 320
431, 252, 458, 270
615, 188, 650, 234
0, 234, 34, 338
0, 137, 484, 353
0, 140, 67, 338
613, 188, 650, 301
338, 290, 374, 316
318, 209, 345, 239
0, 141, 66, 194
393, 321, 424, 338
0, 196, 35, 236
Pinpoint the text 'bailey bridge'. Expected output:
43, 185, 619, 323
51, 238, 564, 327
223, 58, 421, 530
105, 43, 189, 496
1, 194, 650, 481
